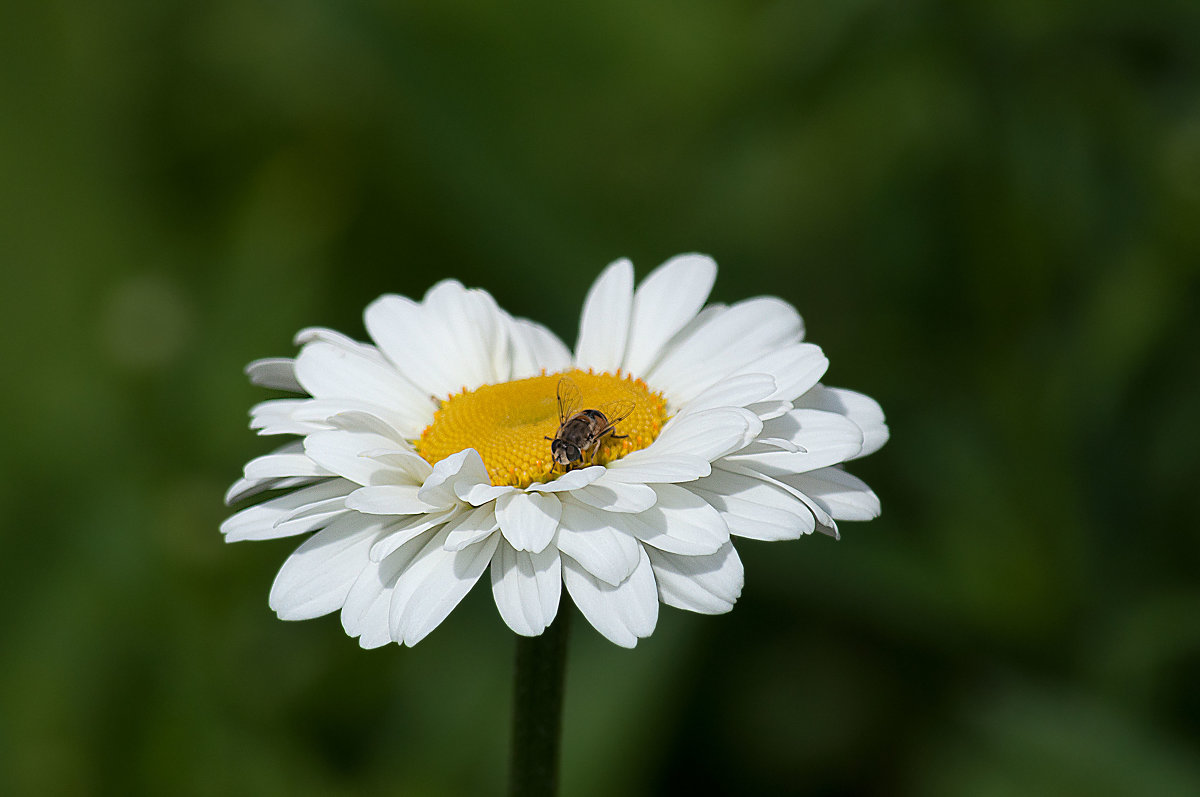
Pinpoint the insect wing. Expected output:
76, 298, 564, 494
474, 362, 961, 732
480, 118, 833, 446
556, 377, 581, 424
597, 399, 636, 431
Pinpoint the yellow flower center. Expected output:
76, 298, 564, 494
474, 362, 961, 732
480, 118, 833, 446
416, 369, 668, 488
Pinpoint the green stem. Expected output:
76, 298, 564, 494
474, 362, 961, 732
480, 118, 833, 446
508, 605, 571, 797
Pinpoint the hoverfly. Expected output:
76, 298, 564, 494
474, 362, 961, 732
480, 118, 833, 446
546, 377, 635, 469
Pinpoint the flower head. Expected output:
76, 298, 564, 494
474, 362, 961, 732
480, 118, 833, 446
223, 255, 887, 648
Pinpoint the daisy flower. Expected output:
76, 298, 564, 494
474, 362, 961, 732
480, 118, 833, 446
222, 255, 887, 648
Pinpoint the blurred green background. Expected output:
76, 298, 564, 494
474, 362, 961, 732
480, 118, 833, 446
3, 0, 1199, 794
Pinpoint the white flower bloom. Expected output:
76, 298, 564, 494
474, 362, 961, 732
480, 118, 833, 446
223, 255, 888, 648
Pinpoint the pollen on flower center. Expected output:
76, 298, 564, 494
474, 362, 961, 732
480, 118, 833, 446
415, 370, 668, 488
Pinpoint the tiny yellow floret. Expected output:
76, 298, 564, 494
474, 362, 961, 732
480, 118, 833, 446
415, 370, 668, 488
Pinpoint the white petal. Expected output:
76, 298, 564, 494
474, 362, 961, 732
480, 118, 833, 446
574, 258, 633, 373
784, 467, 880, 521
687, 467, 815, 540
746, 400, 793, 421
245, 357, 303, 392
369, 508, 457, 561
389, 529, 500, 646
243, 451, 331, 480
563, 546, 658, 648
796, 386, 889, 459
341, 532, 430, 648
221, 479, 356, 542
490, 542, 562, 636
443, 504, 501, 551
571, 480, 657, 514
416, 449, 492, 507
365, 282, 507, 399
717, 462, 839, 538
604, 483, 729, 555
322, 408, 410, 444
269, 514, 384, 620
737, 343, 828, 402
673, 373, 777, 417
648, 407, 760, 462
250, 397, 421, 439
345, 484, 436, 515
460, 483, 516, 506
225, 440, 314, 504
602, 455, 712, 484
508, 317, 572, 379
424, 280, 511, 384
733, 409, 865, 474
496, 491, 562, 553
647, 297, 804, 404
647, 542, 743, 615
274, 494, 352, 526
294, 341, 433, 433
294, 326, 380, 352
249, 398, 334, 436
556, 500, 641, 586
345, 447, 432, 485
527, 466, 605, 493
225, 474, 319, 506
738, 437, 804, 454
622, 253, 717, 377
304, 430, 412, 487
